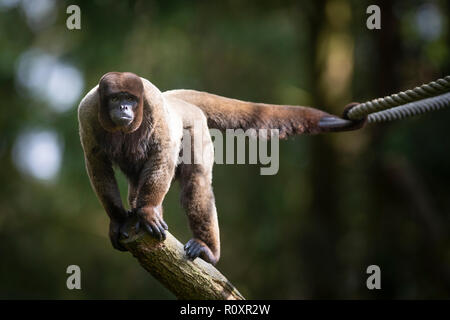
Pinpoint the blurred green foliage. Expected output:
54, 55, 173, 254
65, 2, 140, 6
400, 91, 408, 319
0, 0, 449, 299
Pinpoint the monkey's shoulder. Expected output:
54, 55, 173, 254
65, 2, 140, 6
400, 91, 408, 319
78, 85, 100, 127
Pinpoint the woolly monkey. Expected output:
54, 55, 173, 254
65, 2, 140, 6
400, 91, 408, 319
78, 72, 364, 265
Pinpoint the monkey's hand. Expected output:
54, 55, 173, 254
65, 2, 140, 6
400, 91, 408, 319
184, 238, 218, 265
135, 206, 169, 241
109, 216, 131, 252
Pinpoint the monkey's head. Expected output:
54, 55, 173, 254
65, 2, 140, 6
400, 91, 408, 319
98, 72, 144, 133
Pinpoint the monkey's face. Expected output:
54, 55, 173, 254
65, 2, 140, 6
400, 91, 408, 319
98, 72, 144, 133
107, 92, 138, 127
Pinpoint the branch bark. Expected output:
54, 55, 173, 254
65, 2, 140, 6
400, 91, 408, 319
120, 219, 245, 300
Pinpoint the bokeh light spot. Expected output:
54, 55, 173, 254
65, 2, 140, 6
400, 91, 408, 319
12, 129, 63, 181
16, 48, 84, 112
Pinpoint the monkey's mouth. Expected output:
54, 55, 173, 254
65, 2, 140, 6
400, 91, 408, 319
114, 116, 133, 126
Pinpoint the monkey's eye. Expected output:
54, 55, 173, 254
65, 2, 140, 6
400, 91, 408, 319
110, 96, 118, 102
127, 96, 134, 102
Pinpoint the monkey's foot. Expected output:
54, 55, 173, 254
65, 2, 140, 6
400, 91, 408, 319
184, 238, 218, 265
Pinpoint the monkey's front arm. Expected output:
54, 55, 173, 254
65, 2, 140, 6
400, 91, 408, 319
83, 149, 130, 251
130, 148, 177, 241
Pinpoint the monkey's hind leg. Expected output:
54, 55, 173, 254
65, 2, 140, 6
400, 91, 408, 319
179, 163, 220, 265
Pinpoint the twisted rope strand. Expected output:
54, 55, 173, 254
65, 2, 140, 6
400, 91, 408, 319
347, 76, 450, 121
367, 92, 450, 123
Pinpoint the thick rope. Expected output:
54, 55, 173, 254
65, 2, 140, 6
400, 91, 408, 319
367, 92, 450, 123
347, 76, 450, 122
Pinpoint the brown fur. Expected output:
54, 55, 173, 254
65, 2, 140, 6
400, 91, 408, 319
78, 72, 363, 263
164, 89, 333, 139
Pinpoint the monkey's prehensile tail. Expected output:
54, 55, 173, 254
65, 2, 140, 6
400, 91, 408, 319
164, 89, 364, 138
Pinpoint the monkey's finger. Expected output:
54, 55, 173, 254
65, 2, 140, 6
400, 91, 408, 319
111, 235, 127, 252
155, 221, 167, 240
189, 245, 202, 259
191, 243, 205, 259
149, 222, 162, 240
120, 225, 129, 238
135, 221, 140, 233
144, 223, 154, 236
184, 239, 193, 251
157, 227, 166, 240
186, 241, 199, 257
160, 220, 169, 230
185, 242, 193, 255
152, 224, 162, 240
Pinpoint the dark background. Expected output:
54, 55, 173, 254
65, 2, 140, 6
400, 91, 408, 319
0, 0, 449, 299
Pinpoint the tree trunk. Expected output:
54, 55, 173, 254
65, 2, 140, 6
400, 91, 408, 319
121, 219, 244, 300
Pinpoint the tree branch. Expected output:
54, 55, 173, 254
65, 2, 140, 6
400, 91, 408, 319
120, 218, 245, 300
